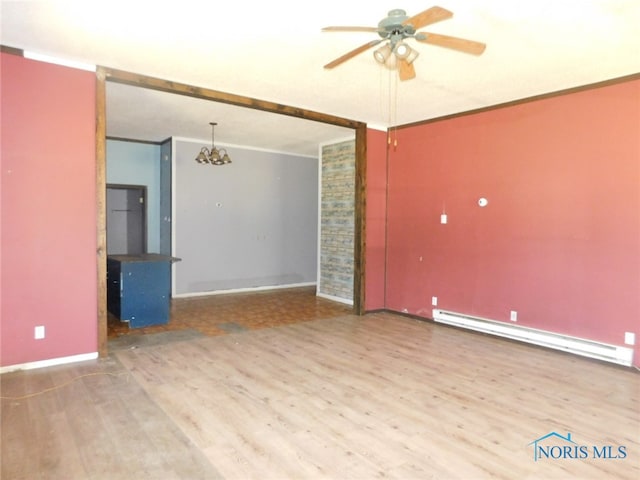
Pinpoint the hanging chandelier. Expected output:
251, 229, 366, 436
195, 122, 231, 166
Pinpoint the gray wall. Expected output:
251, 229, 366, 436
174, 139, 318, 295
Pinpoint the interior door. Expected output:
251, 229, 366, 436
106, 184, 147, 255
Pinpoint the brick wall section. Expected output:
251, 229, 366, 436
319, 140, 355, 301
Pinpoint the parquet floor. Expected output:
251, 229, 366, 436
108, 286, 353, 339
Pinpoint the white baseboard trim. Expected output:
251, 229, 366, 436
173, 282, 317, 299
0, 352, 99, 374
317, 292, 354, 306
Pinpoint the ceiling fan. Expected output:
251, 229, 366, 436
322, 6, 486, 81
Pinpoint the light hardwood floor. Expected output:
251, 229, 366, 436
2, 294, 639, 479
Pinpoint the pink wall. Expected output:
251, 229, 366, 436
383, 79, 640, 365
1, 53, 97, 367
364, 128, 388, 311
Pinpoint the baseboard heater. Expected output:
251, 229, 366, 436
432, 309, 634, 366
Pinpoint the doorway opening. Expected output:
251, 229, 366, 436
96, 67, 367, 356
106, 184, 147, 255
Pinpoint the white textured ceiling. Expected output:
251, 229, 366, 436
2, 1, 639, 156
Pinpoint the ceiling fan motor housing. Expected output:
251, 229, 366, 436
377, 9, 415, 40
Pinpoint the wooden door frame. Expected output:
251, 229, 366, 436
96, 67, 367, 356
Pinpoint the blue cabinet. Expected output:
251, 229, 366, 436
107, 254, 178, 328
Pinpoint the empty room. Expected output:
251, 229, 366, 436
1, 1, 639, 479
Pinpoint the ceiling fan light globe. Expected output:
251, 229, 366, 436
384, 52, 397, 70
394, 42, 410, 59
405, 48, 419, 64
373, 44, 392, 64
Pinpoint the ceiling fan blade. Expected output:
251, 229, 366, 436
416, 32, 486, 55
324, 39, 383, 69
398, 59, 416, 81
322, 26, 380, 33
403, 6, 453, 29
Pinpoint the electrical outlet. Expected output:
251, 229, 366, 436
510, 311, 518, 322
440, 214, 448, 224
432, 296, 438, 306
34, 325, 45, 340
624, 332, 635, 346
